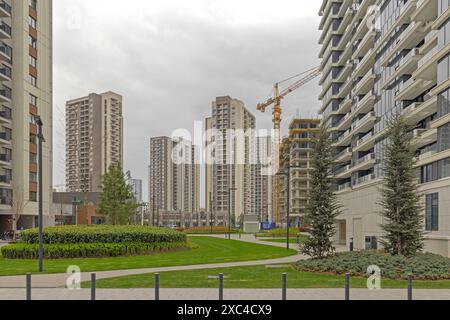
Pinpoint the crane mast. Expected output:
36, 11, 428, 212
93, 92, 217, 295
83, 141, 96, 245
256, 67, 321, 226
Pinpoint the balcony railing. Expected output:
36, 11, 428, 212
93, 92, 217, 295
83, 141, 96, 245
0, 66, 11, 79
0, 131, 11, 141
0, 175, 11, 184
0, 41, 12, 58
0, 1, 11, 15
0, 153, 10, 162
0, 22, 11, 36
0, 196, 12, 205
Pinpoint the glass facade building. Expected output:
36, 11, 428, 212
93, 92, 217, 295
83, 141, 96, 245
319, 0, 450, 256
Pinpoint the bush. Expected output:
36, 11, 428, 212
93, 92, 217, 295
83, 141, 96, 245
184, 226, 239, 234
1, 242, 190, 259
20, 225, 186, 244
255, 228, 301, 238
295, 251, 450, 280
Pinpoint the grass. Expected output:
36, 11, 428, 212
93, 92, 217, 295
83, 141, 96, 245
260, 236, 308, 244
84, 265, 450, 289
0, 237, 296, 276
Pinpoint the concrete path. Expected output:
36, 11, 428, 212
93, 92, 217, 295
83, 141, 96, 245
0, 254, 304, 289
2, 288, 450, 301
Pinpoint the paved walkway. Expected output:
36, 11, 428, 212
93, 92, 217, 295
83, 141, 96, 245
2, 288, 450, 300
0, 235, 349, 289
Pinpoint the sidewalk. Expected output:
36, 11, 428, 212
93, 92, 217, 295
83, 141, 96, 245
2, 288, 450, 300
0, 254, 304, 288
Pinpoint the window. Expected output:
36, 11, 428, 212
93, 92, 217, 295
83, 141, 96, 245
29, 75, 37, 87
30, 153, 37, 164
425, 193, 439, 231
30, 172, 37, 182
29, 36, 37, 48
29, 192, 37, 202
28, 16, 37, 29
30, 94, 37, 106
29, 0, 37, 10
30, 55, 37, 68
30, 134, 37, 144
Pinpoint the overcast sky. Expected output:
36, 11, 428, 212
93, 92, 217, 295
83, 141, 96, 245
53, 0, 322, 203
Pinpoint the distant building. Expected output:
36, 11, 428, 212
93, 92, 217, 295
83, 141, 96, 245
65, 91, 123, 192
52, 192, 104, 226
148, 136, 200, 225
205, 96, 256, 225
130, 179, 143, 203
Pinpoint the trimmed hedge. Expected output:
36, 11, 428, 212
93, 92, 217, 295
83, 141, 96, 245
295, 251, 450, 280
1, 242, 190, 259
184, 226, 239, 234
20, 225, 186, 244
255, 228, 302, 238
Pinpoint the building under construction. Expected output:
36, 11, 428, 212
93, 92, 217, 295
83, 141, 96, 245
278, 118, 320, 227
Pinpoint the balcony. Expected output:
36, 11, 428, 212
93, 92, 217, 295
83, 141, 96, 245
0, 153, 10, 166
337, 182, 352, 192
381, 22, 430, 67
414, 43, 450, 81
0, 131, 11, 144
350, 153, 376, 172
333, 129, 352, 147
0, 41, 11, 61
335, 165, 352, 179
354, 173, 377, 187
350, 112, 377, 136
0, 109, 11, 123
354, 131, 375, 152
0, 86, 11, 102
353, 48, 375, 78
0, 195, 11, 206
412, 0, 438, 22
353, 30, 376, 59
352, 91, 376, 115
396, 77, 436, 101
403, 96, 437, 125
0, 1, 11, 18
411, 128, 437, 149
0, 175, 11, 186
0, 65, 11, 81
353, 71, 376, 96
381, 48, 423, 90
0, 22, 11, 40
335, 147, 352, 163
335, 112, 353, 132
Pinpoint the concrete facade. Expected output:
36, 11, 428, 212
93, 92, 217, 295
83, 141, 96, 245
0, 0, 53, 233
65, 91, 123, 193
319, 0, 450, 255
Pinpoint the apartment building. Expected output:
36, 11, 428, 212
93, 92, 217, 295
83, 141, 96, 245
278, 119, 320, 227
319, 0, 450, 256
0, 0, 53, 233
255, 135, 274, 223
205, 96, 256, 225
65, 91, 123, 192
148, 136, 200, 222
130, 179, 143, 203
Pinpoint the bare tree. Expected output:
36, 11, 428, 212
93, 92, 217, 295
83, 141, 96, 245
12, 190, 28, 241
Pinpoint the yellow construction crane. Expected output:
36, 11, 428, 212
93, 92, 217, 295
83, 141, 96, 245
256, 66, 321, 225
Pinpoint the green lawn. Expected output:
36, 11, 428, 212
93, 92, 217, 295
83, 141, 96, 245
0, 237, 296, 276
84, 265, 450, 289
260, 236, 308, 244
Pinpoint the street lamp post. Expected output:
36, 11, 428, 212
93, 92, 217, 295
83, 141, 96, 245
228, 187, 237, 240
34, 115, 45, 272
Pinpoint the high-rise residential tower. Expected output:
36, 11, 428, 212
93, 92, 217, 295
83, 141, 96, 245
65, 91, 123, 192
255, 135, 274, 223
319, 0, 450, 256
205, 96, 256, 225
148, 136, 200, 220
0, 0, 53, 233
278, 119, 320, 227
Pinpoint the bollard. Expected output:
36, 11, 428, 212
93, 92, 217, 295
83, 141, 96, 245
407, 274, 413, 301
345, 273, 350, 301
218, 273, 223, 301
26, 273, 31, 301
282, 273, 287, 301
91, 273, 96, 301
155, 273, 160, 301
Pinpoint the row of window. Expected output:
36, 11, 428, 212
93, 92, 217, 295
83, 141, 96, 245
419, 157, 450, 183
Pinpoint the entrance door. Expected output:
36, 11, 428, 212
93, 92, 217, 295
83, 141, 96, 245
339, 221, 347, 245
352, 218, 363, 250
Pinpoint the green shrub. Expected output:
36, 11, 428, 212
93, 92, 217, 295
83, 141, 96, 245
295, 251, 450, 280
1, 242, 190, 259
255, 228, 301, 238
20, 225, 186, 244
184, 226, 239, 234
